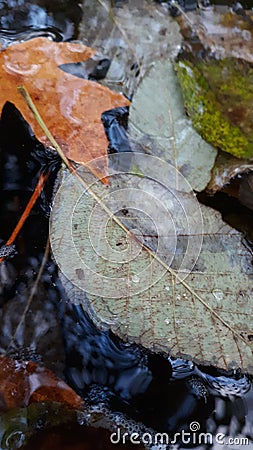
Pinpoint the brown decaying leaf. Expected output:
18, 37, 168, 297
0, 37, 130, 179
0, 356, 84, 412
178, 7, 253, 64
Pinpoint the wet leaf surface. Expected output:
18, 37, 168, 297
0, 37, 129, 179
50, 160, 253, 372
129, 60, 217, 191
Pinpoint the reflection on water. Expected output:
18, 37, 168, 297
0, 0, 82, 42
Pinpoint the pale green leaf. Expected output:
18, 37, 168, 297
50, 157, 253, 373
129, 60, 217, 192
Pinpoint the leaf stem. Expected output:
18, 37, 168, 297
6, 238, 50, 352
18, 86, 71, 171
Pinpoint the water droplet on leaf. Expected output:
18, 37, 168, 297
131, 274, 140, 283
212, 289, 224, 301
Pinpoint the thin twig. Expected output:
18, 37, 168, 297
18, 86, 70, 170
6, 238, 50, 353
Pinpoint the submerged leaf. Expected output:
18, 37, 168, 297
50, 156, 253, 373
0, 356, 84, 412
0, 37, 129, 179
129, 60, 217, 192
79, 0, 182, 89
178, 6, 253, 64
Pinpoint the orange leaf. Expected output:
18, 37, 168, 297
0, 38, 130, 180
0, 172, 49, 263
0, 356, 84, 412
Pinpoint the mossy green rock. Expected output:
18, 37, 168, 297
175, 58, 253, 158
